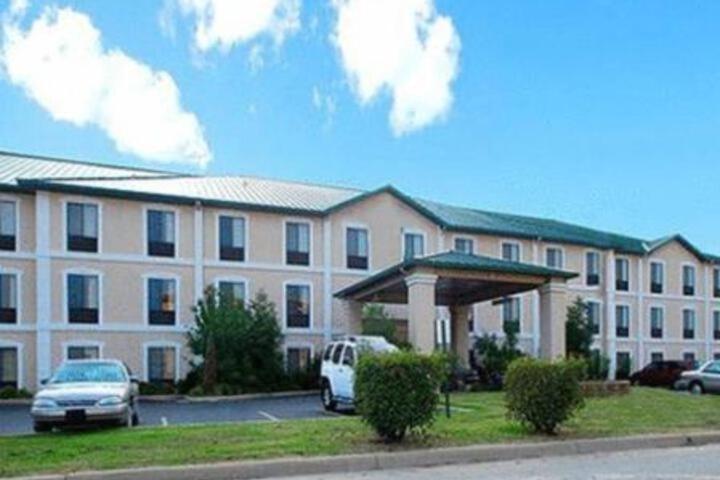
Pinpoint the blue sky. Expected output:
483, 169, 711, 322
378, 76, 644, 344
1, 1, 719, 253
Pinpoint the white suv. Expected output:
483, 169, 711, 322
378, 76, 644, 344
319, 335, 398, 411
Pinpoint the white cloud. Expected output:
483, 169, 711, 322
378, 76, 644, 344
331, 0, 460, 135
1, 5, 211, 167
175, 0, 300, 53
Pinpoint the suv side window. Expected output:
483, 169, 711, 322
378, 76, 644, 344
342, 346, 355, 366
323, 343, 334, 361
332, 344, 344, 364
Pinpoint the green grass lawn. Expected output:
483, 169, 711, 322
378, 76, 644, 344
2, 388, 719, 478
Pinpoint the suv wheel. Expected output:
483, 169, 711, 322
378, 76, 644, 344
690, 382, 704, 395
321, 380, 337, 412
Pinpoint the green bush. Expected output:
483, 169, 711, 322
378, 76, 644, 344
354, 350, 445, 442
587, 350, 610, 380
0, 386, 32, 399
505, 357, 586, 434
473, 319, 524, 387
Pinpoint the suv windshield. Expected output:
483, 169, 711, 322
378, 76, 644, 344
51, 362, 127, 384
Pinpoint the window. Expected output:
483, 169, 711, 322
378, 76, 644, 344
615, 258, 629, 291
616, 352, 631, 380
683, 309, 696, 340
286, 347, 312, 372
714, 353, 720, 361
650, 262, 664, 294
714, 311, 720, 341
67, 274, 99, 324
501, 242, 520, 262
147, 346, 176, 384
219, 215, 245, 262
286, 222, 310, 266
454, 237, 474, 255
0, 347, 18, 389
67, 345, 100, 360
714, 268, 720, 298
704, 360, 720, 373
148, 278, 176, 325
502, 297, 521, 334
616, 305, 630, 338
346, 227, 369, 270
342, 345, 355, 366
682, 265, 696, 296
331, 344, 343, 364
587, 301, 601, 335
683, 352, 696, 365
650, 307, 664, 338
0, 274, 17, 324
218, 281, 246, 305
66, 202, 98, 252
546, 247, 564, 269
147, 210, 175, 257
0, 201, 16, 251
322, 343, 334, 361
651, 351, 664, 363
403, 232, 424, 260
285, 284, 311, 328
585, 251, 600, 286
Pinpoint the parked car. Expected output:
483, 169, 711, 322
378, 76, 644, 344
674, 360, 720, 394
320, 335, 398, 411
629, 360, 694, 388
30, 359, 140, 432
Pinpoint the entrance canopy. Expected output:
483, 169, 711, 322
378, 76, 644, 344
335, 251, 577, 306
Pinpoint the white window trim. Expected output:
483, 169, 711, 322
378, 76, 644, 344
682, 306, 697, 335
0, 339, 23, 389
61, 197, 103, 254
0, 195, 20, 252
681, 262, 698, 295
584, 249, 602, 286
451, 235, 475, 255
615, 302, 631, 335
0, 266, 22, 324
650, 350, 665, 363
283, 342, 315, 371
214, 275, 250, 307
499, 240, 522, 262
143, 273, 181, 327
282, 218, 314, 268
215, 211, 249, 263
142, 341, 181, 383
585, 298, 603, 337
615, 256, 631, 289
62, 340, 104, 361
648, 259, 666, 295
143, 205, 181, 258
544, 245, 565, 269
649, 303, 666, 338
400, 228, 428, 261
343, 222, 372, 271
62, 268, 104, 325
282, 279, 313, 331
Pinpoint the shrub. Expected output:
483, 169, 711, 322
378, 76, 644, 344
361, 305, 397, 343
355, 350, 445, 442
0, 386, 32, 399
473, 319, 524, 387
505, 357, 586, 434
587, 351, 610, 380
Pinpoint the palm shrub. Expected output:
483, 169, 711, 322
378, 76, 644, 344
505, 357, 586, 434
354, 350, 445, 442
473, 318, 524, 387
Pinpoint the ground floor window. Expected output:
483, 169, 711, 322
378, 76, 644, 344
147, 346, 177, 384
714, 352, 720, 361
502, 297, 521, 334
651, 351, 664, 363
0, 347, 18, 389
683, 352, 696, 366
616, 351, 631, 380
286, 347, 312, 373
66, 345, 100, 360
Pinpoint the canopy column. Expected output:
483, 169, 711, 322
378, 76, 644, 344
405, 273, 438, 353
450, 304, 471, 367
538, 279, 568, 359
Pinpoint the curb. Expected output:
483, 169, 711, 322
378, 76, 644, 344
12, 431, 720, 480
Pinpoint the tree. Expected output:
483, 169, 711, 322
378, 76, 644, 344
473, 316, 524, 386
565, 297, 594, 359
361, 304, 397, 343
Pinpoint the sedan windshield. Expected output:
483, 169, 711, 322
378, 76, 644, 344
51, 362, 127, 384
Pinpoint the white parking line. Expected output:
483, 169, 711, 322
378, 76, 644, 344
258, 410, 280, 422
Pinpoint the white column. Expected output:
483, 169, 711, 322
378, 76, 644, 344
193, 203, 204, 302
605, 250, 617, 380
450, 304, 471, 367
322, 218, 333, 342
531, 240, 541, 357
35, 191, 52, 386
538, 280, 568, 359
637, 257, 645, 366
406, 273, 438, 353
704, 265, 712, 361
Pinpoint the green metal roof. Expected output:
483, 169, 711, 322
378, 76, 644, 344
335, 251, 577, 299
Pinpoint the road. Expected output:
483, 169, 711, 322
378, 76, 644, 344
0, 393, 340, 435
273, 444, 720, 480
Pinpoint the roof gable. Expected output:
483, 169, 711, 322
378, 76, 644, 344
644, 234, 707, 261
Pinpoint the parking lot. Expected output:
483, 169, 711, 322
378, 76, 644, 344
0, 393, 341, 435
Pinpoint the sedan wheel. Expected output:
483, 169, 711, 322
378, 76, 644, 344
690, 383, 704, 395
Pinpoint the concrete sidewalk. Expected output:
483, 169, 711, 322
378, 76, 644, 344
13, 431, 720, 480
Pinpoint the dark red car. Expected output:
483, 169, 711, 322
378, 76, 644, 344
629, 360, 695, 388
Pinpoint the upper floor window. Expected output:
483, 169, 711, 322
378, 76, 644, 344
346, 227, 369, 270
67, 274, 99, 324
148, 278, 176, 326
502, 297, 521, 334
0, 273, 17, 324
501, 242, 520, 262
147, 346, 177, 385
147, 210, 175, 257
650, 261, 664, 294
218, 280, 246, 305
682, 265, 696, 296
683, 309, 696, 340
545, 247, 564, 269
0, 201, 16, 251
285, 284, 311, 329
615, 258, 630, 291
403, 232, 424, 260
0, 347, 18, 389
67, 202, 98, 253
219, 215, 245, 262
714, 268, 720, 298
616, 305, 630, 338
454, 237, 474, 255
714, 311, 720, 340
585, 251, 600, 286
587, 301, 601, 335
67, 345, 100, 360
286, 222, 310, 266
650, 306, 664, 338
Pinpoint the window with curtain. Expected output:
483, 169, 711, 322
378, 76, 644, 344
148, 278, 176, 325
615, 258, 630, 291
615, 305, 629, 338
682, 265, 696, 296
67, 274, 99, 324
147, 210, 175, 257
403, 232, 424, 260
67, 202, 98, 252
714, 311, 720, 340
651, 351, 664, 363
147, 346, 176, 384
0, 201, 16, 251
501, 242, 520, 262
585, 251, 600, 286
286, 347, 311, 372
502, 297, 521, 334
683, 309, 696, 339
219, 215, 245, 261
0, 347, 18, 389
546, 248, 564, 269
285, 284, 310, 328
218, 281, 246, 305
650, 262, 664, 294
453, 237, 473, 255
346, 227, 369, 270
650, 307, 664, 338
714, 269, 720, 298
587, 301, 601, 335
0, 274, 17, 324
286, 222, 310, 265
67, 345, 100, 360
